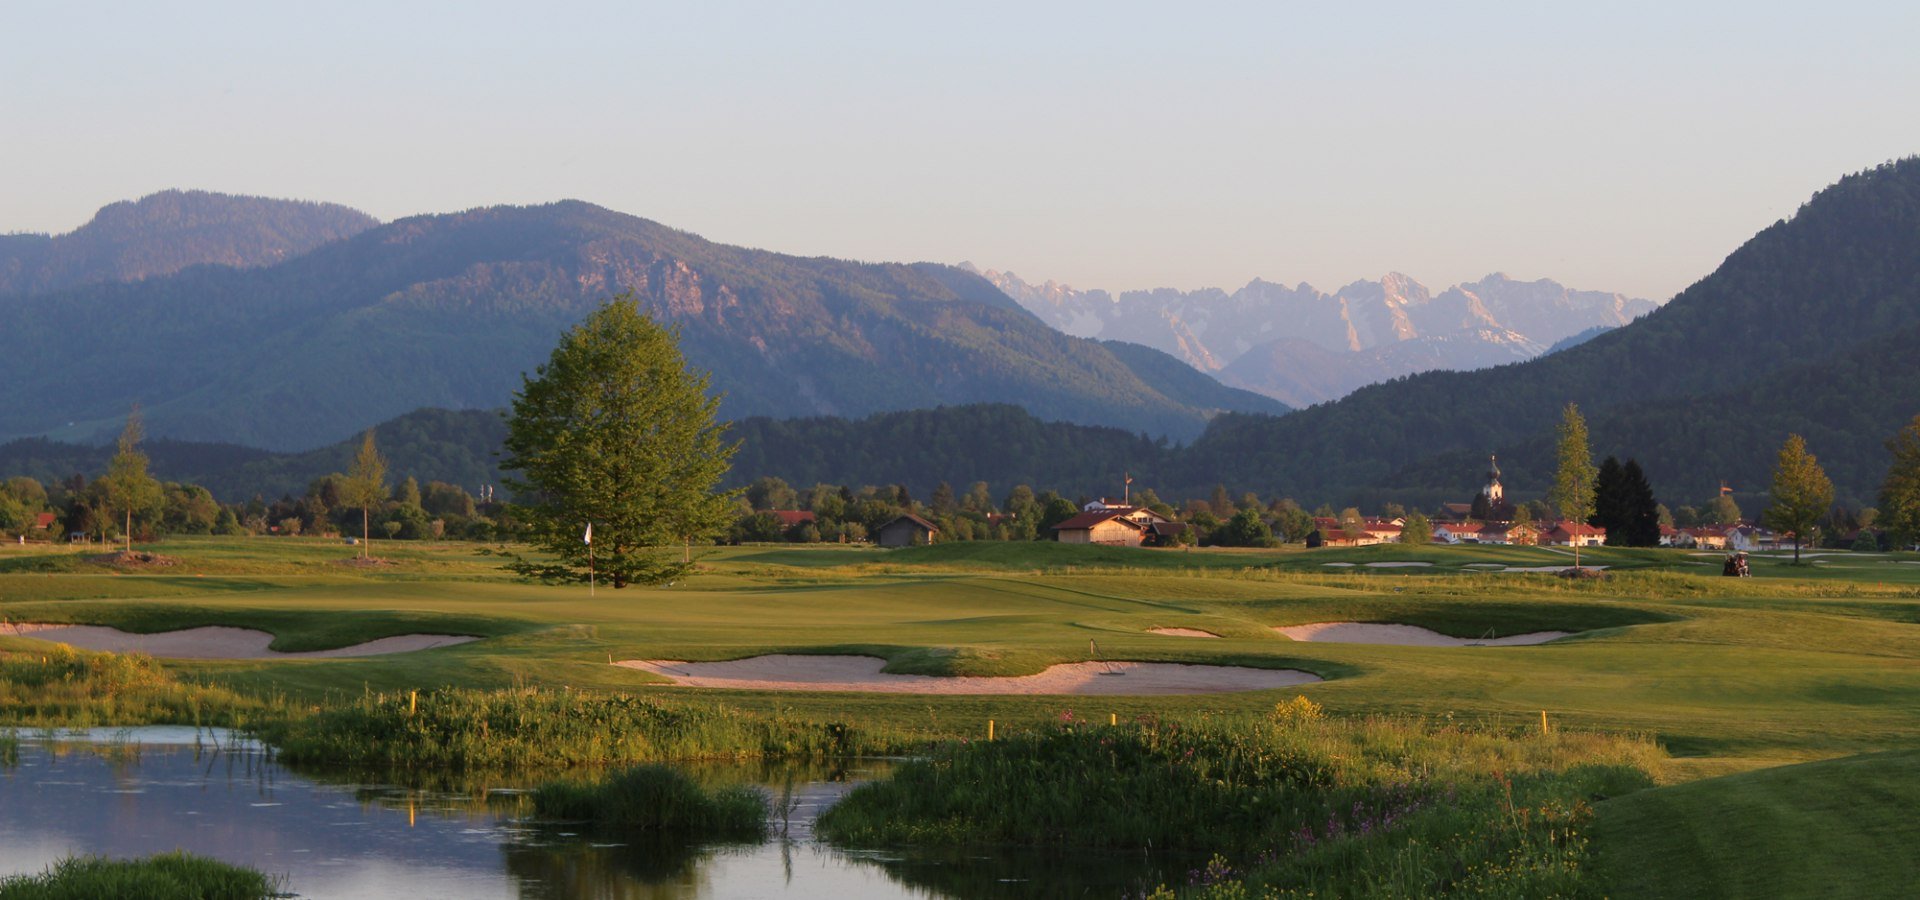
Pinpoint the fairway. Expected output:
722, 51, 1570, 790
6, 536, 1920, 896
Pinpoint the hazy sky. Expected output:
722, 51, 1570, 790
5, 1, 1918, 300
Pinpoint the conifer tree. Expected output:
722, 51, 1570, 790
1620, 460, 1662, 547
100, 406, 163, 553
1548, 403, 1598, 566
340, 430, 388, 559
1764, 434, 1834, 565
502, 297, 738, 587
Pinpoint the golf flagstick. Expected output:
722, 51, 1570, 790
585, 521, 594, 596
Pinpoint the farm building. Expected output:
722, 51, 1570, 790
874, 514, 939, 548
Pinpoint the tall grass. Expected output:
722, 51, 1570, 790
0, 852, 278, 900
532, 765, 767, 839
820, 699, 1661, 898
0, 646, 270, 728
261, 686, 917, 770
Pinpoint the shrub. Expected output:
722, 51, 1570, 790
533, 765, 766, 839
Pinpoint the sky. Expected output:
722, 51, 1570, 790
4, 1, 1918, 301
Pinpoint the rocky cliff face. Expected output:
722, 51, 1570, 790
969, 264, 1656, 404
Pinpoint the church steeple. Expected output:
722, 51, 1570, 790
1484, 454, 1504, 504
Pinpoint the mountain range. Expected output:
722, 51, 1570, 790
972, 266, 1660, 406
6, 158, 1918, 512
0, 194, 1280, 450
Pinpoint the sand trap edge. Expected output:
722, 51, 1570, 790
0, 623, 480, 659
615, 654, 1319, 696
1275, 622, 1571, 647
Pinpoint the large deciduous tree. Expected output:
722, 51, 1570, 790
502, 297, 738, 587
1877, 414, 1920, 551
340, 430, 388, 559
100, 407, 163, 553
1764, 434, 1834, 565
1548, 403, 1597, 567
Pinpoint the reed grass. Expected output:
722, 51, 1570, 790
261, 686, 917, 770
0, 646, 270, 728
0, 852, 278, 900
532, 765, 767, 839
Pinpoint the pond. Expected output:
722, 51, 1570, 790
0, 728, 1186, 899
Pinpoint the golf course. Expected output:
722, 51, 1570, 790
4, 536, 1919, 897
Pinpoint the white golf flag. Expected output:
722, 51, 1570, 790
583, 522, 592, 545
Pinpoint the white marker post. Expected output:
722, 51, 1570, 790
584, 521, 595, 596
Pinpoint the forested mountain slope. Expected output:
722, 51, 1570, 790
1180, 158, 1920, 505
0, 190, 377, 294
0, 201, 1281, 450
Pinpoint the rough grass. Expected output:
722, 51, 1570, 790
0, 852, 277, 900
1591, 749, 1920, 898
532, 764, 767, 839
821, 702, 1662, 898
259, 686, 916, 770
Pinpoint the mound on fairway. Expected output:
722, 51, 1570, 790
0, 623, 478, 659
1594, 750, 1920, 899
1275, 622, 1570, 646
1147, 627, 1221, 638
616, 654, 1318, 695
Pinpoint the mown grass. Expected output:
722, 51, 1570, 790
0, 852, 277, 900
0, 645, 273, 728
1591, 749, 1920, 899
821, 700, 1661, 898
259, 686, 917, 771
532, 764, 768, 839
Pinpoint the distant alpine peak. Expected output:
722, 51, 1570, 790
977, 264, 1660, 406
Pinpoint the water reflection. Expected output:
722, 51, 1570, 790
0, 730, 1182, 899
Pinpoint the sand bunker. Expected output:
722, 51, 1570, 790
1147, 627, 1221, 638
1321, 562, 1356, 567
1499, 565, 1610, 573
0, 623, 478, 659
615, 654, 1318, 695
1275, 622, 1569, 647
1365, 561, 1432, 568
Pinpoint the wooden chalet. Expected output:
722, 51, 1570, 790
875, 513, 939, 548
1053, 505, 1176, 547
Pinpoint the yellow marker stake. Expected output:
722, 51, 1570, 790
988, 719, 995, 741
410, 690, 418, 716
1111, 713, 1117, 726
1541, 710, 1550, 735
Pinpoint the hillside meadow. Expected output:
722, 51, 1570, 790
4, 535, 1918, 896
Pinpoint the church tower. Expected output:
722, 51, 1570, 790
1483, 455, 1504, 505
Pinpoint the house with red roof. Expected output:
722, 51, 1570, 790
1477, 521, 1540, 546
1542, 522, 1606, 547
765, 510, 816, 528
33, 512, 58, 532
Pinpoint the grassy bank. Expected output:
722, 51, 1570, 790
260, 686, 917, 770
821, 700, 1661, 897
532, 765, 767, 839
0, 852, 277, 900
